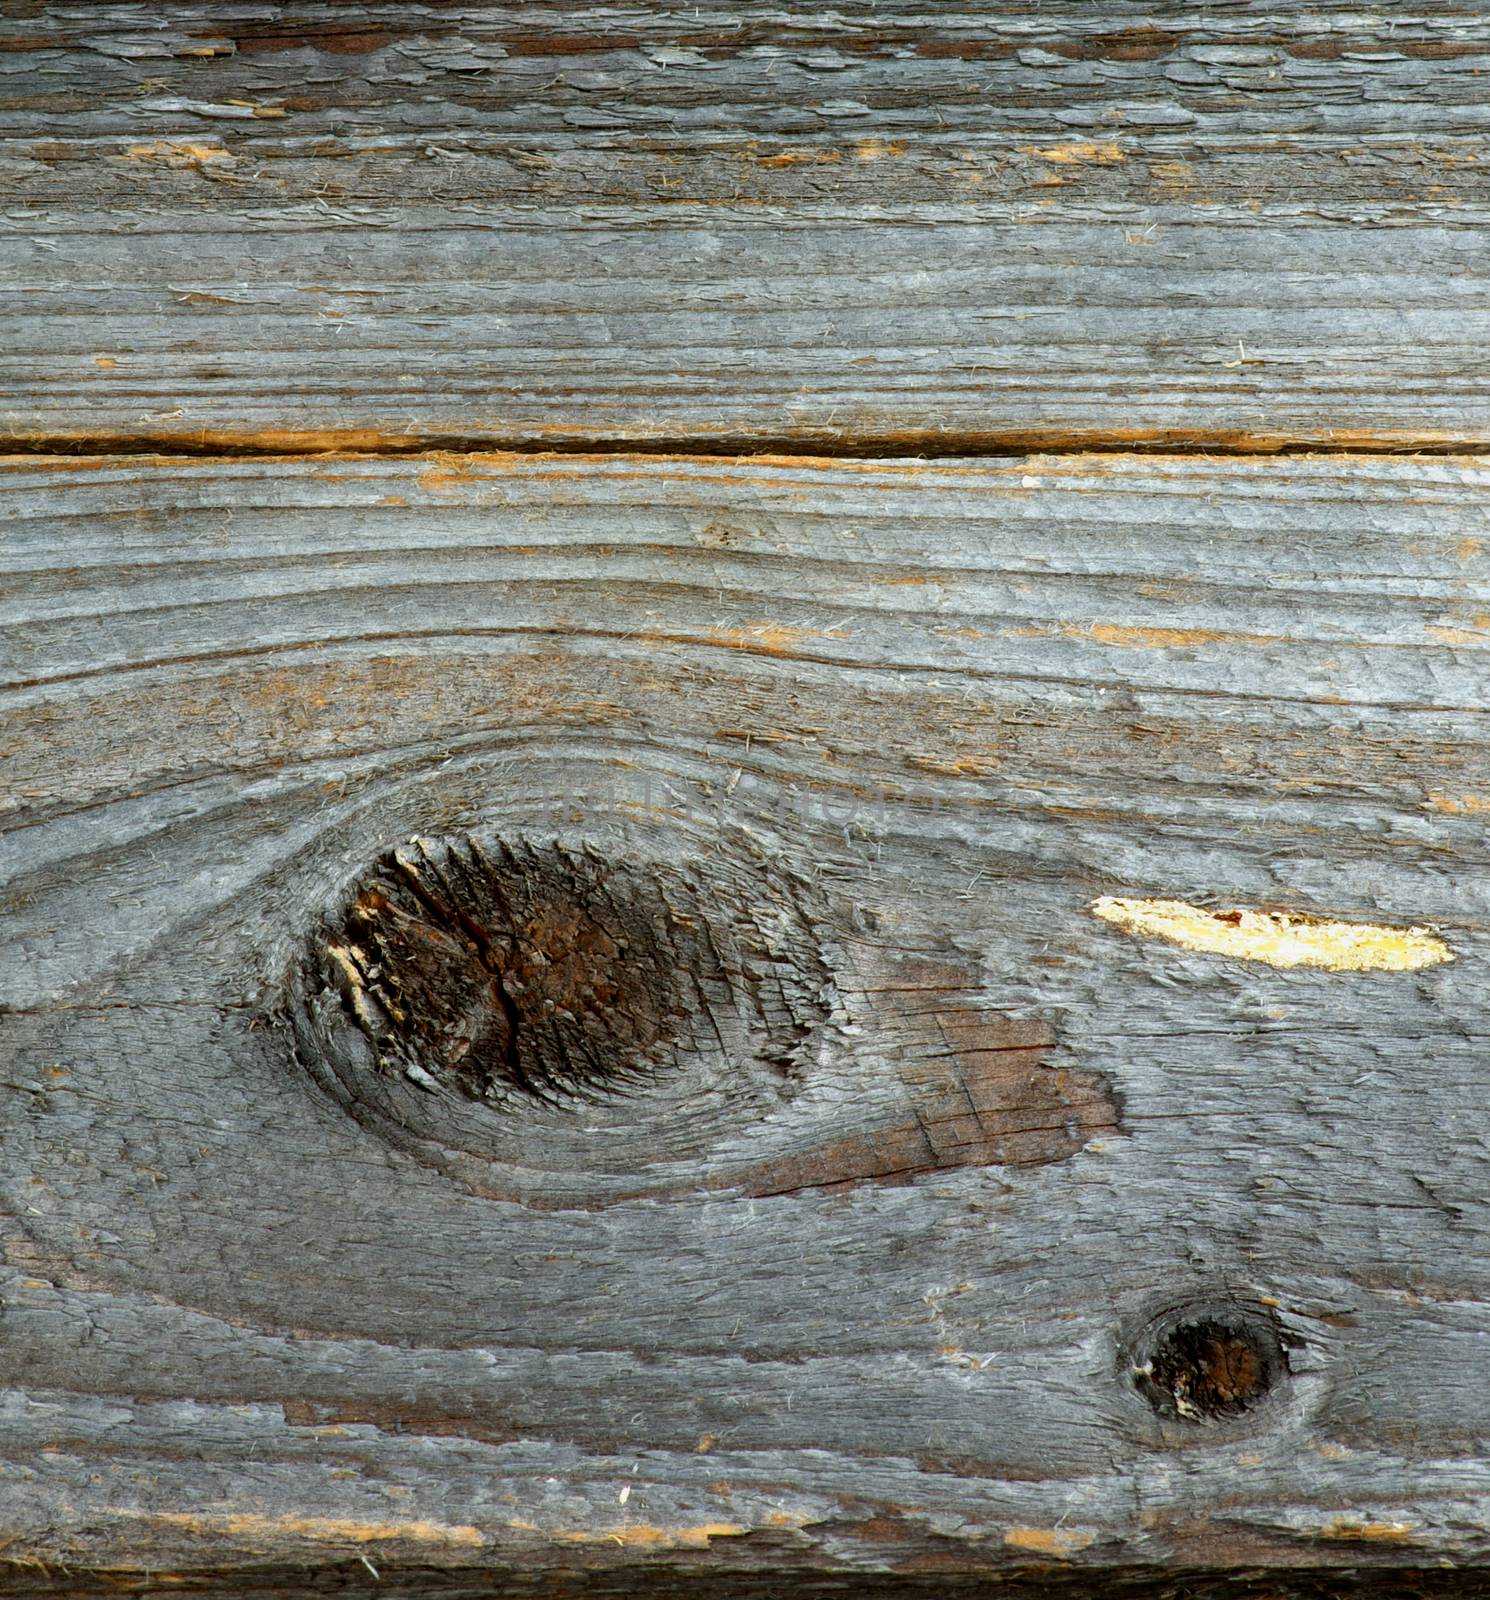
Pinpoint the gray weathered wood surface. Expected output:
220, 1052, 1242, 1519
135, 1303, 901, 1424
6, 5, 1490, 1596
5, 4, 1490, 451
4, 453, 1490, 1594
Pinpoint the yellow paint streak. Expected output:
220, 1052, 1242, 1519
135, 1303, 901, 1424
907, 753, 1001, 777
416, 451, 487, 492
698, 623, 842, 658
1428, 790, 1490, 816
114, 1511, 485, 1547
855, 139, 907, 160
1004, 1526, 1096, 1556
1318, 1519, 1417, 1543
547, 1523, 746, 1548
124, 141, 234, 166
753, 148, 842, 167
1026, 141, 1125, 164
93, 356, 119, 368
1150, 158, 1195, 187
1075, 622, 1279, 650
1092, 897, 1452, 972
1428, 611, 1490, 646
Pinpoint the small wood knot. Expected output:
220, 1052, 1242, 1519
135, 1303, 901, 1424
1131, 1302, 1289, 1424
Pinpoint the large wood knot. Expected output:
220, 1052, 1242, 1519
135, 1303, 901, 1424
289, 833, 833, 1204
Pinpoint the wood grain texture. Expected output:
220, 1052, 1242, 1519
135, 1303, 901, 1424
8, 6, 1490, 1592
4, 449, 1490, 1592
5, 3, 1490, 451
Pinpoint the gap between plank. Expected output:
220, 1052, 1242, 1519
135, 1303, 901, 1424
4, 426, 1489, 463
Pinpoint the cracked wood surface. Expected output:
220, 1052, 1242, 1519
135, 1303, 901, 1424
3, 452, 1490, 1595
4, 3, 1490, 451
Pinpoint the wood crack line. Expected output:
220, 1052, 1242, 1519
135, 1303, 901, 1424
4, 428, 1490, 463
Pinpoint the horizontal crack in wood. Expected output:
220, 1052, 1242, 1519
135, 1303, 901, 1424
5, 426, 1490, 463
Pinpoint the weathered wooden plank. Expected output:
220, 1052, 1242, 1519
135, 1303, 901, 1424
9, 4, 1490, 196
5, 5, 1490, 450
3, 450, 1490, 1592
8, 213, 1490, 453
